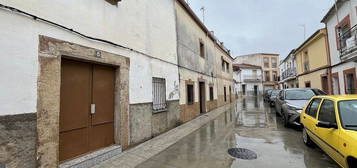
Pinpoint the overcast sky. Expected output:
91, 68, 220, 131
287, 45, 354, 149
187, 0, 334, 60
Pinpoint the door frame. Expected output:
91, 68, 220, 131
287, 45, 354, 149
198, 78, 206, 114
343, 68, 357, 94
37, 36, 130, 167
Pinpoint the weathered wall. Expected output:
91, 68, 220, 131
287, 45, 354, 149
0, 114, 37, 168
129, 100, 180, 146
0, 0, 179, 117
298, 69, 326, 89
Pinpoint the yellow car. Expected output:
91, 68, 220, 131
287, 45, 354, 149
300, 95, 357, 168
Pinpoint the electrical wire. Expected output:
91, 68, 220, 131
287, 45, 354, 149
0, 3, 233, 79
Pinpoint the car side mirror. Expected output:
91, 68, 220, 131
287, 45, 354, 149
316, 121, 337, 129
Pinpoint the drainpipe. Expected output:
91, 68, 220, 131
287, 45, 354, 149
324, 27, 333, 95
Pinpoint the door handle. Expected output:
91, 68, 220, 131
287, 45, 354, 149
91, 104, 96, 114
303, 116, 306, 119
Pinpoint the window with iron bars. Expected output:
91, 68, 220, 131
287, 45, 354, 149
152, 78, 167, 112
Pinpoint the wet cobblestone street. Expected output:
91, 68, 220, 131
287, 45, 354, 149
137, 96, 339, 168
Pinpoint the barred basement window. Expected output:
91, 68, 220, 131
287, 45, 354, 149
152, 78, 166, 112
187, 84, 194, 104
209, 86, 214, 101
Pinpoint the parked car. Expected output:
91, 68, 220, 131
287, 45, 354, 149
275, 88, 326, 127
263, 89, 273, 102
269, 90, 280, 107
301, 95, 357, 168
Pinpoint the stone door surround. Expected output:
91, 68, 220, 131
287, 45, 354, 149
37, 36, 130, 167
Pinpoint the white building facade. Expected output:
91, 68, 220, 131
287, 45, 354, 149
0, 0, 181, 167
279, 49, 298, 89
322, 0, 357, 95
233, 64, 263, 96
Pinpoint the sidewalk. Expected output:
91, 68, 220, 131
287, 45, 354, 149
93, 104, 234, 168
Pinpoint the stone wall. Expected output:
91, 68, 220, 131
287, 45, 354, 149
129, 100, 180, 146
179, 103, 200, 123
0, 113, 37, 168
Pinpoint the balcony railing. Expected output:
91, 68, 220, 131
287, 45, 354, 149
243, 75, 262, 83
339, 25, 357, 59
281, 68, 297, 80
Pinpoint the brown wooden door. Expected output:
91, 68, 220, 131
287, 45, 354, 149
60, 59, 115, 162
321, 76, 329, 94
199, 82, 206, 113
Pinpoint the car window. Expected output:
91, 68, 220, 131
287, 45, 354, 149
285, 90, 315, 100
339, 100, 357, 130
312, 89, 327, 95
271, 90, 279, 96
318, 100, 336, 123
306, 98, 321, 118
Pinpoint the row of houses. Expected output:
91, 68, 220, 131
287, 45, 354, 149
280, 0, 357, 95
233, 53, 280, 96
0, 0, 234, 167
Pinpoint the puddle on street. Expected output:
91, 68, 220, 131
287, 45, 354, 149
136, 96, 339, 168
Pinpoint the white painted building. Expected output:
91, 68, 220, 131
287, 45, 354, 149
0, 0, 181, 167
279, 49, 298, 89
233, 64, 263, 96
322, 0, 357, 95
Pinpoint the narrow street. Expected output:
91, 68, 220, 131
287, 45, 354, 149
136, 97, 339, 168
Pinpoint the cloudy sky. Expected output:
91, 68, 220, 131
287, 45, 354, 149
187, 0, 334, 59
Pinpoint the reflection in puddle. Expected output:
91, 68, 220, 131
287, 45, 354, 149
137, 97, 339, 168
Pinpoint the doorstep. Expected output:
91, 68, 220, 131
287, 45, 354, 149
59, 145, 122, 168
93, 102, 234, 168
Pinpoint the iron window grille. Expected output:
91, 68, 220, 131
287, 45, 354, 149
152, 77, 167, 112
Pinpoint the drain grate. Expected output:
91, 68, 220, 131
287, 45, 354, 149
228, 148, 257, 160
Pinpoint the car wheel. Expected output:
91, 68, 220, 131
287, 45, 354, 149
302, 127, 314, 147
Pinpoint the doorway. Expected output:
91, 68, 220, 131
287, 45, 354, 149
242, 85, 246, 95
199, 82, 206, 113
321, 76, 329, 94
60, 59, 115, 162
254, 85, 258, 95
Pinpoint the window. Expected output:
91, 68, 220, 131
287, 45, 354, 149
264, 71, 270, 81
226, 63, 230, 72
339, 100, 357, 130
222, 59, 225, 71
306, 98, 322, 118
187, 84, 194, 104
272, 71, 278, 81
303, 51, 309, 72
209, 86, 214, 101
318, 100, 336, 123
271, 58, 277, 68
305, 81, 311, 88
252, 70, 257, 77
199, 41, 205, 58
264, 57, 269, 68
335, 15, 351, 50
344, 68, 356, 94
224, 86, 227, 102
152, 78, 166, 112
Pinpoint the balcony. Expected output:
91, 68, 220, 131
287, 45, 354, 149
339, 25, 357, 61
281, 68, 297, 80
243, 75, 262, 83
